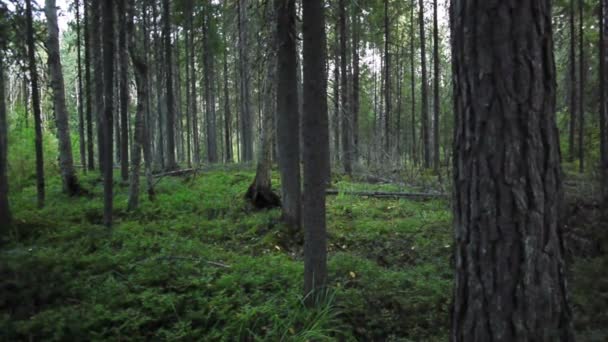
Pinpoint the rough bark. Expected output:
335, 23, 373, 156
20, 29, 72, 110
410, 0, 417, 164
189, 2, 200, 166
118, 0, 129, 182
0, 51, 10, 233
601, 0, 608, 208
163, 0, 177, 170
419, 0, 430, 168
351, 5, 359, 162
339, 0, 352, 175
568, 0, 577, 163
76, 0, 86, 171
383, 0, 391, 156
578, 0, 585, 173
276, 0, 301, 229
26, 0, 45, 208
223, 35, 233, 163
302, 0, 329, 299
333, 22, 340, 165
203, 9, 218, 163
102, 0, 115, 228
237, 0, 253, 162
450, 1, 574, 340
46, 0, 82, 195
92, 0, 105, 173
84, 0, 94, 171
432, 0, 440, 170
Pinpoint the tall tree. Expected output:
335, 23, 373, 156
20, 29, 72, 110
102, 0, 114, 227
75, 0, 86, 170
410, 0, 417, 164
568, 0, 577, 163
45, 0, 82, 195
84, 0, 94, 170
302, 0, 329, 300
25, 0, 45, 208
163, 0, 177, 170
601, 0, 608, 207
118, 0, 129, 181
351, 2, 360, 162
223, 33, 232, 163
432, 0, 440, 170
383, 0, 391, 156
339, 0, 352, 175
276, 0, 301, 229
0, 34, 10, 233
578, 0, 585, 173
418, 0, 430, 168
203, 6, 218, 163
450, 1, 574, 340
189, 0, 200, 165
238, 0, 253, 162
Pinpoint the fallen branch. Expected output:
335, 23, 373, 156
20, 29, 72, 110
153, 168, 199, 178
325, 189, 447, 200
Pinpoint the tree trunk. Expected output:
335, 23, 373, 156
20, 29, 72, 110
333, 22, 340, 165
26, 0, 45, 208
410, 0, 417, 165
568, 0, 577, 163
76, 0, 87, 171
238, 0, 253, 162
601, 0, 608, 208
118, 0, 129, 182
276, 0, 301, 229
163, 0, 177, 170
302, 0, 329, 301
419, 0, 430, 168
578, 0, 585, 173
223, 33, 233, 163
339, 0, 351, 175
432, 0, 440, 171
351, 5, 359, 163
46, 0, 82, 195
203, 9, 218, 163
383, 0, 391, 157
0, 52, 10, 233
102, 0, 115, 227
84, 0, 94, 170
450, 1, 574, 340
92, 0, 105, 173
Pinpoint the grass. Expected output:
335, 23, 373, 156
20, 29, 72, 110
0, 168, 605, 341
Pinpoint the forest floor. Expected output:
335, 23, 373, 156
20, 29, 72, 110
0, 168, 606, 341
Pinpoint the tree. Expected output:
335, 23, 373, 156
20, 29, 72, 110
450, 1, 574, 340
568, 0, 577, 163
0, 31, 10, 233
351, 4, 360, 163
302, 0, 329, 300
223, 30, 232, 163
163, 0, 177, 170
26, 0, 45, 208
84, 0, 94, 171
578, 0, 585, 173
410, 0, 417, 164
92, 0, 105, 172
432, 0, 440, 170
237, 0, 253, 162
102, 0, 114, 227
339, 0, 352, 175
601, 0, 608, 208
189, 0, 200, 165
203, 6, 218, 163
276, 0, 301, 229
75, 0, 86, 171
418, 0, 430, 168
46, 0, 82, 196
383, 0, 391, 157
118, 0, 129, 182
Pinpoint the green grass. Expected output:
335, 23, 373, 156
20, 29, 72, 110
1, 168, 605, 341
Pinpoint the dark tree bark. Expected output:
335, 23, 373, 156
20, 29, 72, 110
102, 0, 115, 227
410, 0, 417, 164
383, 0, 391, 156
238, 0, 253, 162
568, 0, 577, 163
84, 0, 94, 171
203, 8, 218, 163
92, 0, 105, 172
0, 50, 10, 233
223, 34, 233, 163
450, 1, 574, 340
432, 0, 440, 170
302, 0, 329, 300
601, 0, 608, 207
418, 0, 430, 168
189, 1, 200, 165
26, 0, 45, 208
46, 0, 82, 195
184, 12, 192, 167
351, 4, 359, 162
333, 22, 340, 165
75, 0, 86, 171
578, 0, 585, 173
163, 0, 177, 170
339, 0, 352, 175
118, 0, 129, 182
276, 0, 301, 229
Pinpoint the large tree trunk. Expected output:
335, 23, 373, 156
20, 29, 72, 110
26, 0, 45, 208
46, 0, 82, 195
383, 0, 391, 157
339, 0, 352, 175
276, 0, 301, 229
163, 0, 177, 170
602, 0, 608, 208
102, 0, 115, 227
432, 0, 440, 170
568, 0, 577, 163
84, 0, 94, 171
238, 0, 253, 162
118, 0, 129, 182
0, 52, 10, 233
203, 9, 218, 163
450, 1, 574, 340
75, 0, 86, 171
302, 0, 329, 301
578, 0, 585, 173
418, 0, 430, 168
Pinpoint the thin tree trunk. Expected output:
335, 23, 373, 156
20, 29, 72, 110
118, 0, 129, 182
333, 22, 340, 165
383, 0, 391, 157
76, 0, 87, 171
450, 1, 574, 340
432, 0, 440, 170
568, 0, 577, 163
601, 0, 608, 207
84, 0, 95, 170
46, 0, 82, 195
238, 0, 253, 162
578, 0, 585, 173
163, 0, 177, 170
351, 4, 359, 163
276, 0, 301, 229
92, 0, 105, 173
203, 8, 218, 163
339, 0, 351, 175
184, 16, 192, 167
302, 0, 329, 300
189, 1, 200, 165
102, 0, 115, 227
410, 0, 417, 165
419, 0, 430, 168
0, 51, 10, 232
223, 35, 233, 163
